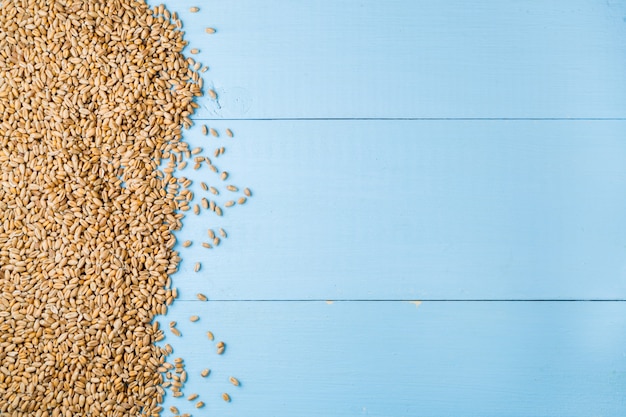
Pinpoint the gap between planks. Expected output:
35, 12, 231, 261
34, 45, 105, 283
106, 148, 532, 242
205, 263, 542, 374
172, 299, 626, 302
188, 117, 626, 121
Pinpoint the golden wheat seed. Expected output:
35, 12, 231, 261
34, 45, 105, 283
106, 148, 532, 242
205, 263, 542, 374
215, 206, 223, 216
209, 200, 216, 211
201, 198, 209, 209
173, 392, 184, 398
201, 66, 209, 72
192, 147, 202, 155
170, 406, 179, 414
190, 48, 200, 54
226, 185, 238, 192
178, 161, 187, 170
209, 186, 218, 195
208, 229, 215, 239
219, 228, 227, 238
210, 164, 219, 173
244, 187, 252, 197
208, 89, 218, 100
210, 128, 218, 137
201, 368, 210, 377
202, 125, 208, 135
214, 148, 220, 157
238, 197, 247, 205
194, 262, 201, 272
193, 204, 200, 215
201, 242, 212, 249
226, 128, 233, 137
205, 27, 216, 34
207, 331, 214, 341
171, 327, 182, 337
182, 240, 192, 247
196, 401, 206, 408
222, 393, 231, 402
221, 171, 228, 181
213, 237, 221, 246
185, 393, 198, 401
197, 293, 208, 301
190, 315, 199, 322
201, 182, 208, 191
190, 6, 199, 12
224, 200, 235, 207
229, 376, 240, 386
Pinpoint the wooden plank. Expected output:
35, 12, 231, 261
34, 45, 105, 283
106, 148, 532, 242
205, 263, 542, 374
156, 301, 626, 416
154, 0, 626, 118
172, 120, 626, 300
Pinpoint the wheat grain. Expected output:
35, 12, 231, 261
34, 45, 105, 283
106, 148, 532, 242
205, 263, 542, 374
0, 1, 249, 414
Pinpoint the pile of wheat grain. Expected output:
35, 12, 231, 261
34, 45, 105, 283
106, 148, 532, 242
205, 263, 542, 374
0, 0, 204, 415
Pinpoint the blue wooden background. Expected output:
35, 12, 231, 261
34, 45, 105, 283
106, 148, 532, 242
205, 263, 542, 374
147, 1, 626, 415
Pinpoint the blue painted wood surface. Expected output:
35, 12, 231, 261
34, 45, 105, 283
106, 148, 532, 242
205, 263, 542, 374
145, 0, 626, 415
156, 301, 626, 417
170, 0, 626, 119
173, 120, 626, 300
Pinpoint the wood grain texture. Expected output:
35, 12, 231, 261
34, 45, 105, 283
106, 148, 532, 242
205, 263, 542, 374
172, 120, 626, 300
156, 301, 626, 417
158, 0, 626, 118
